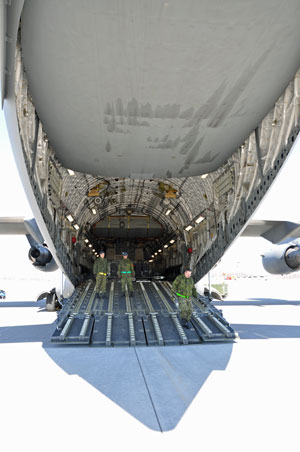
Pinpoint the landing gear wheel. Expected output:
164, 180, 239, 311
46, 291, 57, 312
211, 290, 222, 301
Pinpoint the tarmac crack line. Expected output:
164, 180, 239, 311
134, 347, 163, 433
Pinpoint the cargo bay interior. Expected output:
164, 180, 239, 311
67, 177, 213, 281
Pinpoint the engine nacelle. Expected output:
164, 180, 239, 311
262, 239, 300, 274
28, 245, 58, 272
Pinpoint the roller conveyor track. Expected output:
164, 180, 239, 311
51, 279, 236, 346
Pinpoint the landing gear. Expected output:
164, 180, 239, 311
46, 290, 60, 312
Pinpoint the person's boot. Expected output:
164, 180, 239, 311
181, 318, 190, 329
184, 320, 190, 329
181, 318, 187, 328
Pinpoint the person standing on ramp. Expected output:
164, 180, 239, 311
118, 251, 135, 296
172, 268, 198, 328
93, 250, 108, 298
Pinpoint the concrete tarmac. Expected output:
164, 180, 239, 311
0, 279, 299, 452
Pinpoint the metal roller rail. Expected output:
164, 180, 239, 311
124, 284, 131, 313
59, 282, 92, 340
140, 282, 164, 345
73, 281, 92, 315
192, 313, 213, 337
207, 314, 233, 337
57, 285, 85, 329
79, 285, 98, 339
130, 281, 149, 314
152, 282, 188, 345
125, 284, 136, 346
107, 280, 114, 313
143, 282, 170, 314
139, 282, 156, 313
105, 281, 115, 346
106, 314, 113, 346
151, 282, 174, 312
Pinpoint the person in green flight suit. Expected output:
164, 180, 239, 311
93, 250, 108, 297
172, 268, 198, 328
118, 251, 135, 295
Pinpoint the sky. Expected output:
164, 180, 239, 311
1, 108, 300, 295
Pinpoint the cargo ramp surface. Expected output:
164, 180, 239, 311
51, 280, 236, 346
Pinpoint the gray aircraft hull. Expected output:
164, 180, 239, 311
1, 1, 300, 293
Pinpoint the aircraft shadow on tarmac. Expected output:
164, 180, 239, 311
0, 301, 44, 308
0, 300, 233, 431
2, 300, 300, 431
232, 323, 300, 340
214, 298, 300, 307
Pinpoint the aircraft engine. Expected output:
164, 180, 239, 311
262, 239, 300, 274
28, 244, 58, 272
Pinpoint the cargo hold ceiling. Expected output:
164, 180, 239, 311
20, 0, 300, 178
58, 173, 223, 237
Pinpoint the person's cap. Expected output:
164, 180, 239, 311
184, 267, 192, 272
99, 250, 105, 254
122, 251, 128, 256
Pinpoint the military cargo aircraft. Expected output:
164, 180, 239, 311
1, 1, 300, 345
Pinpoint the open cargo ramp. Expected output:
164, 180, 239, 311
51, 280, 236, 346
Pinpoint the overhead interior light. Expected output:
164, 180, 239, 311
151, 255, 154, 258
88, 244, 92, 248
201, 174, 208, 179
66, 214, 74, 223
92, 208, 97, 215
185, 225, 193, 231
154, 252, 158, 256
73, 224, 79, 230
195, 215, 205, 224
84, 239, 89, 243
165, 209, 171, 216
164, 244, 168, 248
67, 169, 75, 176
158, 249, 162, 253
92, 249, 95, 252
149, 259, 153, 263
170, 239, 175, 244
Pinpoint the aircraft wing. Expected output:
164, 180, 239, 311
0, 217, 44, 243
241, 220, 300, 244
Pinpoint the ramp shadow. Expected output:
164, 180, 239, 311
44, 341, 233, 432
0, 301, 44, 307
214, 299, 300, 307
232, 323, 300, 340
0, 302, 233, 432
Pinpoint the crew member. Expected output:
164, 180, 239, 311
172, 268, 197, 328
93, 250, 108, 297
118, 251, 135, 295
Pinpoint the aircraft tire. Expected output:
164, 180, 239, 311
211, 290, 223, 301
46, 291, 57, 311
